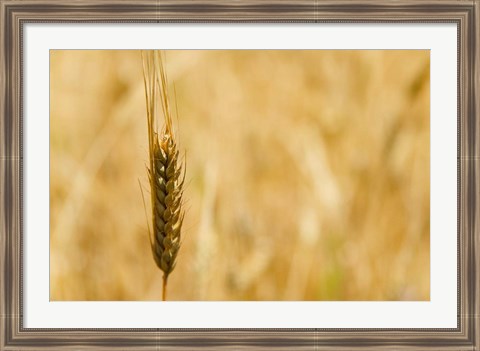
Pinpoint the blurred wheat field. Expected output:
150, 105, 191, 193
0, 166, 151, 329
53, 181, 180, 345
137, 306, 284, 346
50, 50, 430, 301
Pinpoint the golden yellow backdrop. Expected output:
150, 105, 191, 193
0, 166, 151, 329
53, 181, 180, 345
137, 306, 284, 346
50, 50, 430, 300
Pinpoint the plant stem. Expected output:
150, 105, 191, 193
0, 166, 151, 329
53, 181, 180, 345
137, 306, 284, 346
162, 275, 168, 301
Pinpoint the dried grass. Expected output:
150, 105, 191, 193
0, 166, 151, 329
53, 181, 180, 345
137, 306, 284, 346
50, 50, 430, 301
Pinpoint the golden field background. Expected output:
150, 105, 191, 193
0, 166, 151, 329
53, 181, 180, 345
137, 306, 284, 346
50, 50, 430, 301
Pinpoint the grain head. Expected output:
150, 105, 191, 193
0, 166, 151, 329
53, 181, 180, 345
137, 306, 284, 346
142, 50, 185, 300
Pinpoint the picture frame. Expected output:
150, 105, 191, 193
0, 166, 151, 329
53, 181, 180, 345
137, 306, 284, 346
1, 0, 478, 350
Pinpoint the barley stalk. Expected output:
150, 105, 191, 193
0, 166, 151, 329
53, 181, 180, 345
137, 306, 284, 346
142, 50, 185, 301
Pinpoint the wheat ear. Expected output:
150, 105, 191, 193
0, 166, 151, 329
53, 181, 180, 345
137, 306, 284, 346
142, 50, 185, 301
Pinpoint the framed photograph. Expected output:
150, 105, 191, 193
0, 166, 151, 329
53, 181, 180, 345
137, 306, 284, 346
1, 0, 478, 349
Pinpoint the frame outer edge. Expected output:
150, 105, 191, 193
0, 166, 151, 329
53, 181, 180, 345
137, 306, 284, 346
0, 1, 4, 158
2, 1, 23, 349
1, 2, 9, 351
473, 2, 479, 350
464, 0, 480, 346
0, 0, 478, 350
